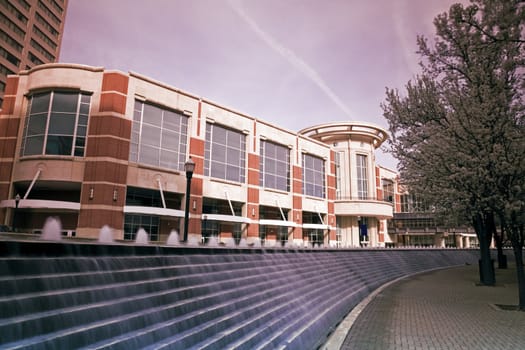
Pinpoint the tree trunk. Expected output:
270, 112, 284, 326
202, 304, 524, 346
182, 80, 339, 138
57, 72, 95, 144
509, 222, 524, 311
489, 213, 507, 269
514, 248, 525, 311
474, 213, 495, 286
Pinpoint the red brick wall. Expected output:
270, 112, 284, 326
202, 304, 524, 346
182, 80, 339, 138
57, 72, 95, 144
79, 72, 130, 234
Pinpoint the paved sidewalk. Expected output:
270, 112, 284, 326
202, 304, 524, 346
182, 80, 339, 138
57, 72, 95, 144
328, 263, 525, 350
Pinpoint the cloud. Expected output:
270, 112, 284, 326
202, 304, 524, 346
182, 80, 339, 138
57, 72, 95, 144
227, 0, 354, 118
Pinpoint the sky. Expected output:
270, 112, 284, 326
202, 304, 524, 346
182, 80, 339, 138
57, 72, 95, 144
60, 0, 464, 170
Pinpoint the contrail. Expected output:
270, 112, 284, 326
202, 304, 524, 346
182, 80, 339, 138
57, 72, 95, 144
228, 0, 353, 118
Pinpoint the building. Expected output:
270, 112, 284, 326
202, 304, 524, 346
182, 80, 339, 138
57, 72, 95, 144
0, 63, 396, 247
0, 0, 68, 107
299, 123, 392, 247
382, 172, 478, 248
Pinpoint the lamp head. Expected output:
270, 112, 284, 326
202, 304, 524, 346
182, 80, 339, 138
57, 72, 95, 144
185, 158, 195, 175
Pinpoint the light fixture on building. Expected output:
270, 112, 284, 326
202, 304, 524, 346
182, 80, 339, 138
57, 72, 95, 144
89, 187, 94, 200
113, 189, 118, 201
13, 194, 20, 232
251, 208, 255, 217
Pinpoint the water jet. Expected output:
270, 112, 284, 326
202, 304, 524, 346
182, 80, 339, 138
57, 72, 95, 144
40, 217, 62, 241
135, 228, 149, 244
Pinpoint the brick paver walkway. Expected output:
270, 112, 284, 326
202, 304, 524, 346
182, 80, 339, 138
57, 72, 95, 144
333, 263, 525, 350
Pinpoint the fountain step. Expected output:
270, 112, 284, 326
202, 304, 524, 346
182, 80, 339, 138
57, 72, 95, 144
92, 267, 336, 350
1, 254, 352, 345
0, 253, 343, 297
0, 240, 481, 350
0, 251, 349, 279
0, 253, 351, 318
107, 259, 358, 350
0, 253, 358, 344
192, 267, 361, 350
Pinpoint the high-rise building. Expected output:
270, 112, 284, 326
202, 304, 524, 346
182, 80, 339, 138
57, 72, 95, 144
0, 0, 68, 107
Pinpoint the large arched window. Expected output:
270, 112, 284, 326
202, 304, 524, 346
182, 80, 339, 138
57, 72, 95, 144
21, 91, 90, 157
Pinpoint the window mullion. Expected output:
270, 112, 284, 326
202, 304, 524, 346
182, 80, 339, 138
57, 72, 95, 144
20, 97, 32, 156
137, 102, 144, 163
42, 91, 53, 155
71, 93, 81, 156
158, 110, 164, 167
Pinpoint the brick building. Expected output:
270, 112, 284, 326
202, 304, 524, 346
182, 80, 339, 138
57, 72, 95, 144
0, 63, 396, 247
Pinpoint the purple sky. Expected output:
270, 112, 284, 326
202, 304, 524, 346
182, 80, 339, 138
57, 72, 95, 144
60, 0, 463, 170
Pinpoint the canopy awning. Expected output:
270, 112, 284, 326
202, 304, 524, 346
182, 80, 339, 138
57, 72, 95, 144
202, 213, 251, 224
259, 219, 297, 227
0, 199, 80, 211
302, 223, 330, 230
123, 206, 185, 217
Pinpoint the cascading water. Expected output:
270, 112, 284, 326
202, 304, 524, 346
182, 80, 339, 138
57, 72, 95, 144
40, 216, 62, 241
0, 238, 481, 349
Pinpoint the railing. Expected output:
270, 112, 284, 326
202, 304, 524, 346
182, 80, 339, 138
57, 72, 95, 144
335, 196, 393, 203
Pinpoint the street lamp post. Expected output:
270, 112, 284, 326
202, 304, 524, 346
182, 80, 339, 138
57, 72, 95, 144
14, 194, 20, 232
183, 158, 195, 242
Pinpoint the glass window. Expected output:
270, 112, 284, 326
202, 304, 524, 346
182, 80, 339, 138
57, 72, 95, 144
204, 123, 246, 183
124, 214, 159, 241
32, 26, 57, 50
130, 101, 189, 171
0, 64, 15, 76
1, 30, 23, 52
335, 151, 342, 199
302, 211, 325, 247
37, 1, 61, 25
0, 2, 27, 24
0, 11, 26, 39
30, 93, 51, 114
21, 91, 91, 157
35, 12, 59, 38
28, 52, 44, 65
260, 140, 290, 192
400, 193, 428, 213
202, 197, 243, 216
302, 153, 325, 198
0, 47, 21, 66
30, 38, 54, 61
383, 179, 394, 202
356, 154, 368, 199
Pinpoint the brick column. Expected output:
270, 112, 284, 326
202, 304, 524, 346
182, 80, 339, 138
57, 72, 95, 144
246, 153, 260, 241
187, 136, 204, 238
292, 165, 303, 244
77, 72, 130, 239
